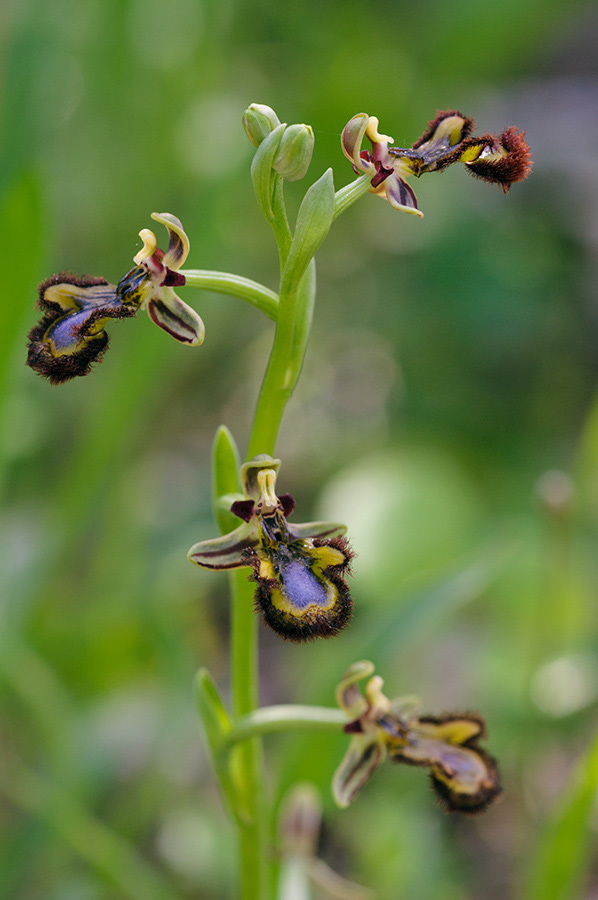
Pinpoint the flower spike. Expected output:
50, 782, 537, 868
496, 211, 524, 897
332, 661, 501, 814
188, 456, 354, 642
27, 213, 204, 383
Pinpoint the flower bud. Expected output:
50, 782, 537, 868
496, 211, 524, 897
272, 123, 314, 181
242, 103, 282, 147
279, 784, 322, 858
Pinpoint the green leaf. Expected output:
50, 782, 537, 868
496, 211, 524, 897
281, 168, 334, 292
212, 425, 242, 534
194, 668, 241, 821
250, 123, 286, 219
195, 667, 258, 826
524, 728, 598, 900
195, 667, 233, 740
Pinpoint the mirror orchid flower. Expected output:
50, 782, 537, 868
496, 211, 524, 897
188, 455, 354, 642
332, 661, 501, 814
27, 213, 204, 383
342, 109, 532, 217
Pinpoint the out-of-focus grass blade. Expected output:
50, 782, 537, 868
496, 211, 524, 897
0, 174, 43, 485
0, 759, 178, 900
0, 174, 43, 389
523, 728, 598, 900
363, 548, 503, 657
48, 325, 185, 537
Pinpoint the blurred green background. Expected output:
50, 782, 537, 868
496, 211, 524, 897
2, 0, 598, 897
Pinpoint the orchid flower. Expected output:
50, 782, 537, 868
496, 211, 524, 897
27, 213, 204, 383
188, 455, 354, 641
332, 661, 502, 814
342, 109, 532, 217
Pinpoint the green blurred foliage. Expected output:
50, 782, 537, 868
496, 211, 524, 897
2, 0, 598, 897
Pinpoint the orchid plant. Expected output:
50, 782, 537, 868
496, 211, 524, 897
27, 103, 531, 898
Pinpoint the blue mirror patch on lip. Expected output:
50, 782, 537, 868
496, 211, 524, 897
277, 557, 330, 611
47, 308, 93, 351
246, 535, 353, 642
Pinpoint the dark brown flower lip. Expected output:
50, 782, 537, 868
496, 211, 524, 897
27, 273, 137, 383
463, 126, 532, 192
417, 711, 488, 742
27, 322, 109, 384
411, 109, 476, 150
244, 534, 354, 642
37, 272, 111, 306
386, 112, 532, 189
430, 748, 502, 815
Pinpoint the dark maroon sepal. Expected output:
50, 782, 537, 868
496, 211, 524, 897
278, 493, 295, 517
162, 268, 186, 287
370, 164, 392, 189
344, 719, 364, 734
230, 499, 255, 522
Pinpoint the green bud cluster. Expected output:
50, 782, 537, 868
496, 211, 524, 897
243, 103, 314, 182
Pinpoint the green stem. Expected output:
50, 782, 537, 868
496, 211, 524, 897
228, 706, 346, 744
247, 259, 316, 458
333, 174, 372, 220
181, 270, 279, 321
231, 570, 260, 720
224, 170, 295, 900
268, 174, 293, 268
230, 567, 269, 899
229, 168, 323, 898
